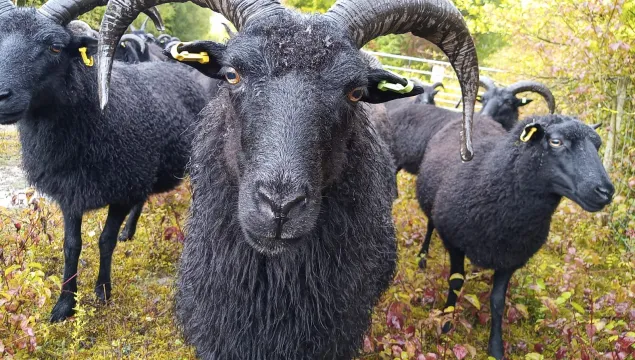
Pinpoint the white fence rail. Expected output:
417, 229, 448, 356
367, 51, 507, 112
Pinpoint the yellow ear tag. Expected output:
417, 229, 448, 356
78, 47, 94, 67
170, 42, 210, 64
520, 125, 538, 142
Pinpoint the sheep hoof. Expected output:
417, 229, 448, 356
418, 257, 427, 270
118, 230, 133, 242
50, 293, 76, 323
95, 283, 112, 303
441, 320, 453, 333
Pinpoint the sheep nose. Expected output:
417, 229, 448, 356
595, 186, 614, 200
0, 89, 12, 102
257, 187, 307, 219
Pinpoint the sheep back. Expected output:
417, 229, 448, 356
417, 117, 561, 270
18, 61, 208, 215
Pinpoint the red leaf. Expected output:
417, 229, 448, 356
581, 349, 590, 360
586, 323, 596, 339
534, 343, 544, 353
478, 313, 489, 325
14, 222, 21, 231
452, 344, 467, 360
392, 345, 403, 356
386, 302, 407, 330
424, 353, 438, 360
362, 335, 374, 353
555, 347, 567, 360
405, 325, 416, 337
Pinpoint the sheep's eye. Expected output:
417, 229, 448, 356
549, 138, 563, 148
347, 87, 364, 102
49, 43, 63, 54
225, 68, 240, 85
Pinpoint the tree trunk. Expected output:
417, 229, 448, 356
603, 78, 627, 172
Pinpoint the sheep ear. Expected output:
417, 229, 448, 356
70, 35, 98, 56
520, 123, 544, 143
362, 68, 425, 104
164, 41, 226, 80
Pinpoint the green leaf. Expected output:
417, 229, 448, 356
571, 301, 585, 314
444, 306, 455, 313
464, 294, 481, 310
450, 273, 465, 281
525, 353, 544, 360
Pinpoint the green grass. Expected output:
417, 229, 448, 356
1, 128, 633, 359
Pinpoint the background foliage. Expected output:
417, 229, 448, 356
1, 0, 635, 359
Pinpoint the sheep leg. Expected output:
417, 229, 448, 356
118, 201, 144, 241
417, 219, 435, 269
50, 210, 83, 322
95, 204, 131, 303
488, 269, 514, 360
442, 246, 465, 333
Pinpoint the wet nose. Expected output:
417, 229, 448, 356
257, 187, 307, 219
595, 185, 614, 200
0, 89, 12, 102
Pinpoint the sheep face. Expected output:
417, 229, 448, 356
114, 41, 142, 63
520, 117, 614, 212
176, 14, 425, 255
479, 87, 531, 129
0, 10, 96, 125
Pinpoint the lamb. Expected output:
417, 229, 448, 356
387, 77, 555, 176
0, 0, 211, 322
416, 114, 614, 359
97, 0, 480, 358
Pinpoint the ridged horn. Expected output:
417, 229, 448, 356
120, 34, 146, 53
0, 0, 14, 17
97, 0, 283, 109
38, 0, 164, 29
507, 81, 556, 114
324, 0, 479, 161
479, 76, 496, 91
431, 82, 444, 90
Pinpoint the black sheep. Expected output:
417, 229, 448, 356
387, 78, 556, 176
416, 114, 614, 359
98, 0, 480, 358
0, 0, 210, 322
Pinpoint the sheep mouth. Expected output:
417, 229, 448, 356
575, 197, 610, 212
0, 110, 25, 124
244, 230, 302, 256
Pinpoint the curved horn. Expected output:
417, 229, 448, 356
506, 81, 556, 114
324, 0, 479, 161
0, 0, 14, 17
142, 6, 164, 31
479, 76, 496, 91
120, 34, 146, 53
38, 0, 165, 28
97, 0, 283, 109
431, 82, 444, 90
140, 17, 149, 31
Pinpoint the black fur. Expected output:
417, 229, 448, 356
172, 12, 400, 359
416, 114, 614, 359
0, 10, 210, 322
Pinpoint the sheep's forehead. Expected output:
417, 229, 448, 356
230, 14, 362, 77
0, 9, 69, 43
547, 118, 601, 146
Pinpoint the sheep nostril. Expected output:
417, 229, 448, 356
256, 188, 307, 218
0, 89, 12, 102
595, 186, 613, 199
280, 194, 306, 217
